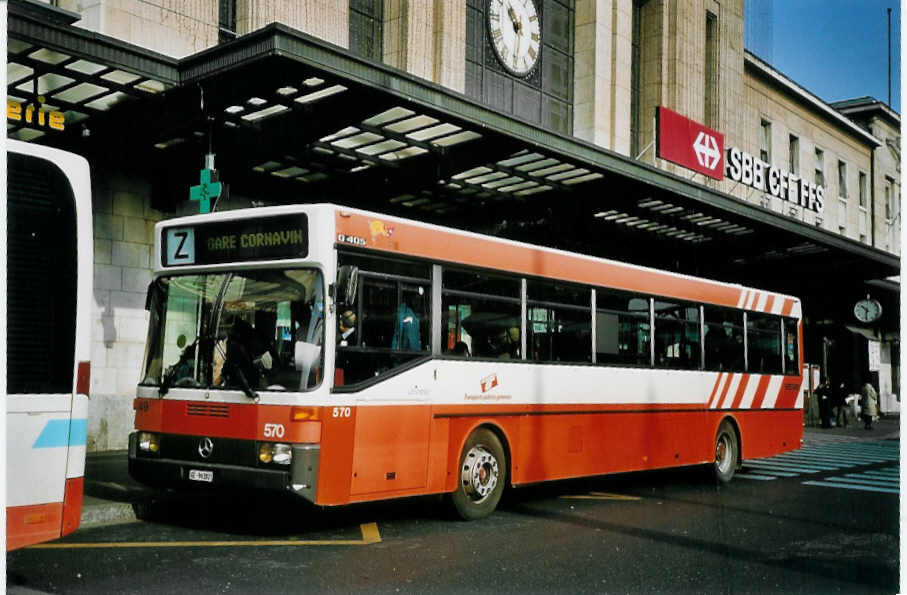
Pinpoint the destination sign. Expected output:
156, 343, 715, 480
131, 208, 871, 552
162, 214, 308, 266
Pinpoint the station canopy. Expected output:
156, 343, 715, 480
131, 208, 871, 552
8, 2, 899, 312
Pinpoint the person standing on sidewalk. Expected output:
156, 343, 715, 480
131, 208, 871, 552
860, 379, 879, 430
833, 381, 850, 428
816, 379, 833, 429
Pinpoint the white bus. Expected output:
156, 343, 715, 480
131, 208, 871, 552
7, 139, 92, 549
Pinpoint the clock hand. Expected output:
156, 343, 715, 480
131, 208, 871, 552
507, 4, 520, 33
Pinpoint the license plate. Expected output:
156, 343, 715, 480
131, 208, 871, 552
188, 469, 213, 482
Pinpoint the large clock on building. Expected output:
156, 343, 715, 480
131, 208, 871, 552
487, 0, 541, 78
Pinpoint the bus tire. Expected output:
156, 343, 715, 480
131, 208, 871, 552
712, 420, 739, 484
451, 428, 506, 521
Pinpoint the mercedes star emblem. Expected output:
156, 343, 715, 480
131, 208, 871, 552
198, 437, 214, 459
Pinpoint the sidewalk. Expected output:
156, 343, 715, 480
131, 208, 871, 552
803, 413, 901, 443
78, 415, 901, 529
80, 451, 153, 527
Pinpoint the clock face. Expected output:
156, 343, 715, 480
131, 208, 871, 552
487, 0, 541, 77
854, 299, 882, 323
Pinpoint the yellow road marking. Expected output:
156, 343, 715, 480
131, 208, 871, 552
27, 523, 381, 549
560, 492, 641, 501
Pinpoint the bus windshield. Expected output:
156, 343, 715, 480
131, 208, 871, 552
142, 268, 324, 394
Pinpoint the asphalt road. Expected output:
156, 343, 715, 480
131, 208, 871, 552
8, 437, 899, 594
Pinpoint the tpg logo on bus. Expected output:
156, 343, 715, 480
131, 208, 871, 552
725, 146, 825, 214
481, 374, 499, 393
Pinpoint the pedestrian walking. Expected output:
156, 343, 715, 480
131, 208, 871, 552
859, 380, 878, 430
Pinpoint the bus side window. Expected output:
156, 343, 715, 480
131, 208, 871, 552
703, 306, 745, 372
747, 313, 782, 374
335, 252, 432, 387
783, 318, 799, 374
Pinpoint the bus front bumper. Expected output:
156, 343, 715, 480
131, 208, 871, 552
128, 433, 320, 503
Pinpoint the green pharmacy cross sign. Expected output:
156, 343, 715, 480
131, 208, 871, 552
189, 168, 223, 214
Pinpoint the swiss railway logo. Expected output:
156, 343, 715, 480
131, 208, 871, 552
656, 106, 725, 181
481, 373, 499, 393
693, 131, 721, 171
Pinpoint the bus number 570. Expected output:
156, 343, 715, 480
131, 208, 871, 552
263, 423, 285, 438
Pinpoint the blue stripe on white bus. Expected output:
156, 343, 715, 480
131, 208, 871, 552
32, 419, 87, 448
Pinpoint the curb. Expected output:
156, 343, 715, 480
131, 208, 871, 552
80, 499, 137, 527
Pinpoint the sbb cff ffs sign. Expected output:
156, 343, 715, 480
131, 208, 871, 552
656, 107, 725, 180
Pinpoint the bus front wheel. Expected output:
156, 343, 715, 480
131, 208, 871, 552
451, 428, 506, 520
712, 420, 739, 483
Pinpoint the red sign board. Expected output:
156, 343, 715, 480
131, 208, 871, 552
656, 106, 725, 180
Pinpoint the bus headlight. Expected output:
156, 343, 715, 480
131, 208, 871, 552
259, 443, 292, 465
138, 432, 160, 453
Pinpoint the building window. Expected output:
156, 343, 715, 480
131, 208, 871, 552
859, 171, 867, 208
814, 148, 825, 187
837, 161, 848, 199
218, 0, 237, 43
704, 11, 718, 128
788, 134, 799, 174
349, 0, 384, 61
885, 176, 894, 220
759, 119, 771, 162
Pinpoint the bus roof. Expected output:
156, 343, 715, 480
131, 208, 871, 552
156, 203, 801, 316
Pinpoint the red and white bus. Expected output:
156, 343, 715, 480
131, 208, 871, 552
130, 204, 803, 519
7, 140, 92, 548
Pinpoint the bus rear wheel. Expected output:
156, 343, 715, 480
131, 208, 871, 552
451, 428, 506, 521
712, 420, 739, 484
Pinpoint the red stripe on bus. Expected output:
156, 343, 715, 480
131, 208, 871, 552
749, 375, 773, 409
775, 377, 803, 409
782, 298, 795, 316
7, 502, 64, 551
729, 374, 750, 409
706, 373, 724, 408
61, 476, 84, 537
135, 399, 321, 443
714, 373, 735, 409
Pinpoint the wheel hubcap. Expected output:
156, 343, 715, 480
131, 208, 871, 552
715, 433, 733, 474
461, 445, 499, 503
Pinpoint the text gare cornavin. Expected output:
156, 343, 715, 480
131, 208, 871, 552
725, 147, 825, 214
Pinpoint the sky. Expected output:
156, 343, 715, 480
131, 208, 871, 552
745, 0, 901, 113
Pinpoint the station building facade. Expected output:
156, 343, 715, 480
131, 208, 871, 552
16, 0, 900, 450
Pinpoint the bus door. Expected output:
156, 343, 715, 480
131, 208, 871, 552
341, 273, 433, 496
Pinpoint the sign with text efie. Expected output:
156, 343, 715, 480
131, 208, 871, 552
162, 214, 308, 267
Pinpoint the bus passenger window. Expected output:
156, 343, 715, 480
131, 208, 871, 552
783, 318, 799, 375
442, 268, 521, 359
747, 314, 782, 374
595, 291, 650, 366
703, 307, 744, 372
527, 280, 591, 363
335, 252, 432, 387
654, 300, 700, 369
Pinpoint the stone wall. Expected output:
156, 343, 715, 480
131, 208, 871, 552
89, 168, 162, 451
76, 0, 218, 58
733, 70, 875, 236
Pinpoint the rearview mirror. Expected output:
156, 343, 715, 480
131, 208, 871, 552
336, 265, 358, 306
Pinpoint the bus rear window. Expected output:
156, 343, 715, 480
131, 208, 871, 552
7, 154, 77, 394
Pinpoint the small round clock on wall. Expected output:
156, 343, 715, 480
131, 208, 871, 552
853, 297, 882, 323
487, 0, 541, 78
